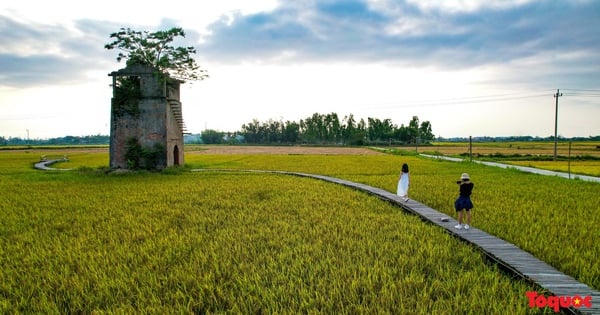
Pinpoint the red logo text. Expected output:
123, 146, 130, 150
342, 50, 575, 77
526, 291, 592, 313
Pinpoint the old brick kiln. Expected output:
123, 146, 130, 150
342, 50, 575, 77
108, 64, 187, 169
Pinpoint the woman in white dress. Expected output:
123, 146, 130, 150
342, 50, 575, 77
397, 163, 409, 202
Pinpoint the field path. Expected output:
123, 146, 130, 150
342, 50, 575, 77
34, 157, 71, 171
420, 154, 600, 183
196, 168, 600, 315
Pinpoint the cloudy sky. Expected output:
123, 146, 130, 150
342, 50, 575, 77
1, 0, 599, 139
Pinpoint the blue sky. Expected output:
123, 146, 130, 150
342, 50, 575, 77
1, 0, 599, 138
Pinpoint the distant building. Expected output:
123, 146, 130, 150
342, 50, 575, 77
108, 64, 187, 169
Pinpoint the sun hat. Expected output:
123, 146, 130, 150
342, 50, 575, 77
460, 173, 470, 181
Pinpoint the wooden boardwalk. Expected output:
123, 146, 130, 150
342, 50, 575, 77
220, 169, 600, 314
34, 156, 71, 171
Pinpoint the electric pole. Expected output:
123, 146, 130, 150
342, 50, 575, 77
553, 89, 562, 161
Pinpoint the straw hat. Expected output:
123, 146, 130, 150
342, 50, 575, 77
460, 173, 470, 181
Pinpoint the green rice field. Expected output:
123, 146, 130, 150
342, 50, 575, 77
1, 145, 597, 313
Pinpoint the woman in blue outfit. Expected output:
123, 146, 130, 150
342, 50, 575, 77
454, 173, 474, 230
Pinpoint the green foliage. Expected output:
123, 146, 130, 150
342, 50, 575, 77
105, 27, 208, 82
125, 138, 166, 170
370, 147, 420, 156
242, 118, 301, 144
124, 137, 143, 169
200, 129, 224, 144
367, 117, 395, 141
160, 164, 190, 175
241, 113, 435, 145
112, 76, 141, 117
0, 136, 109, 146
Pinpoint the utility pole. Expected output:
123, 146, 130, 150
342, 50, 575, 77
568, 141, 572, 179
469, 136, 473, 162
553, 89, 562, 161
415, 129, 420, 153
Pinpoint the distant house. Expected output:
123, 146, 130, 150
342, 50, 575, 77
108, 64, 187, 169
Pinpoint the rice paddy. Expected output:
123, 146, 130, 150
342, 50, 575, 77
1, 144, 597, 313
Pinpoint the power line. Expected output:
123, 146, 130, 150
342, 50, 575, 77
364, 88, 600, 110
562, 88, 600, 92
367, 92, 549, 109
564, 92, 600, 97
561, 88, 600, 97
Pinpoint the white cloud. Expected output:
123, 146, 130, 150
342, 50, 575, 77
403, 0, 536, 13
1, 0, 599, 138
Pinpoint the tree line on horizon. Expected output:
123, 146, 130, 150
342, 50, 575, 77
3, 116, 599, 146
201, 113, 435, 145
0, 134, 109, 146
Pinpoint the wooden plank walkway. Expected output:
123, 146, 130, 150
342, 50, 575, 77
198, 169, 599, 314
34, 156, 71, 171
288, 171, 600, 315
